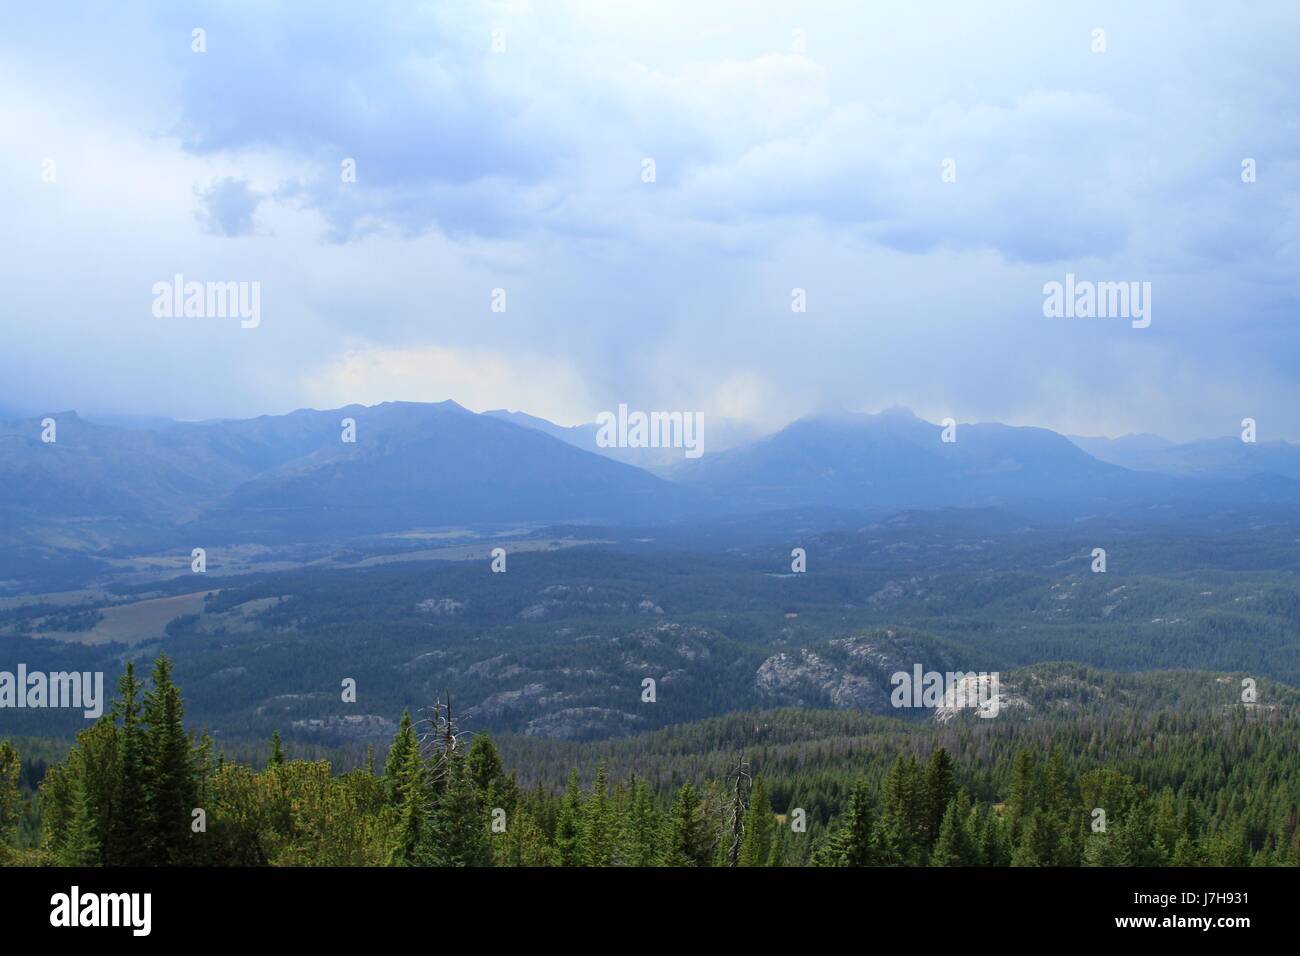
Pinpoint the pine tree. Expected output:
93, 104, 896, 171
922, 747, 955, 848
194, 731, 216, 807
143, 655, 197, 864
465, 733, 504, 795
269, 731, 285, 767
931, 792, 977, 866
1178, 799, 1201, 844
1041, 748, 1072, 821
966, 804, 989, 866
554, 769, 585, 866
738, 778, 775, 867
494, 804, 555, 867
392, 720, 425, 865
1040, 747, 1077, 865
662, 782, 713, 866
57, 759, 100, 867
0, 741, 21, 864
74, 716, 119, 866
1120, 798, 1158, 866
1081, 829, 1130, 866
979, 808, 1011, 867
879, 754, 925, 864
1172, 832, 1203, 866
1005, 749, 1037, 844
110, 661, 150, 866
622, 780, 662, 867
1011, 812, 1059, 867
384, 710, 414, 807
420, 756, 490, 867
1151, 787, 1180, 852
582, 763, 614, 866
815, 778, 880, 866
1206, 822, 1251, 867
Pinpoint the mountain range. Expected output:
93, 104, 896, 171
1070, 431, 1300, 480
4, 402, 1300, 559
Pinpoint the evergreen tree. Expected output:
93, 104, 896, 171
194, 731, 216, 810
931, 792, 977, 866
1081, 829, 1130, 866
392, 720, 426, 865
1005, 749, 1037, 844
662, 783, 713, 866
74, 716, 120, 866
22, 658, 1299, 870
494, 804, 554, 867
978, 808, 1011, 867
420, 755, 490, 867
143, 655, 197, 864
1205, 822, 1251, 867
1041, 748, 1072, 821
879, 755, 926, 864
738, 777, 775, 867
384, 711, 415, 807
57, 759, 100, 867
1172, 833, 1203, 867
622, 780, 662, 867
109, 662, 150, 866
1040, 748, 1077, 865
554, 769, 585, 866
465, 733, 504, 795
1120, 799, 1160, 866
1011, 812, 1059, 867
582, 763, 614, 866
815, 778, 881, 866
922, 747, 955, 848
0, 741, 20, 864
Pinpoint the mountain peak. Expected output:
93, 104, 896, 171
876, 405, 921, 421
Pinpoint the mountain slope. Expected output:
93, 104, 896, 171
195, 401, 692, 538
0, 402, 694, 550
678, 408, 1168, 513
484, 408, 764, 477
0, 411, 256, 523
1072, 433, 1300, 481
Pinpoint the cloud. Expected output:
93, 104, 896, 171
1, 1, 1298, 442
195, 177, 263, 236
300, 346, 596, 426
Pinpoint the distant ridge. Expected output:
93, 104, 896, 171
3, 403, 1300, 555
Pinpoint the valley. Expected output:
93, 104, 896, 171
3, 401, 1299, 871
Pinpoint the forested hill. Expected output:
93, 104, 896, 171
3, 656, 1297, 867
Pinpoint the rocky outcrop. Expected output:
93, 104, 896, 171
290, 714, 398, 741
524, 707, 644, 740
754, 630, 959, 713
416, 597, 465, 616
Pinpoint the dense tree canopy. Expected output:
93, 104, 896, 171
1, 657, 1296, 867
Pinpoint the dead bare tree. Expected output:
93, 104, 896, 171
726, 753, 752, 867
415, 691, 473, 793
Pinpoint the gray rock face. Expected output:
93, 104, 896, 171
468, 682, 549, 719
754, 630, 959, 713
518, 585, 664, 620
290, 713, 399, 741
524, 707, 643, 740
464, 654, 526, 680
416, 597, 465, 616
755, 647, 889, 710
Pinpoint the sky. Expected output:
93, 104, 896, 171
1, 1, 1297, 441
